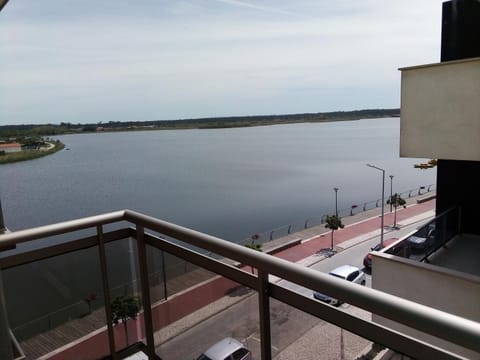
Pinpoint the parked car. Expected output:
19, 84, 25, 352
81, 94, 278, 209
363, 237, 409, 268
197, 337, 252, 360
313, 265, 366, 306
407, 223, 436, 252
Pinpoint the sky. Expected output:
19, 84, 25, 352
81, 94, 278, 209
0, 0, 444, 125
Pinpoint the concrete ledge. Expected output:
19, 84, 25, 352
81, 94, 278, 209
417, 194, 436, 203
265, 238, 302, 255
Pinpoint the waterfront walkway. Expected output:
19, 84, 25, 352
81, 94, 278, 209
261, 192, 435, 261
27, 193, 436, 360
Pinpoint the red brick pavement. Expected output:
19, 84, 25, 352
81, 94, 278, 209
274, 199, 435, 263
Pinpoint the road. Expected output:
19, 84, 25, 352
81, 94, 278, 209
155, 211, 433, 360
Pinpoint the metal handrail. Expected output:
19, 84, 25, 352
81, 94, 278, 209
1, 207, 479, 358
385, 205, 461, 263
124, 209, 480, 353
0, 211, 125, 251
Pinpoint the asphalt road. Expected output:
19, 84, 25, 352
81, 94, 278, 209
155, 213, 433, 360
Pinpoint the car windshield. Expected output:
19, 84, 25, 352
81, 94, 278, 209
371, 243, 383, 251
330, 273, 346, 280
197, 355, 212, 360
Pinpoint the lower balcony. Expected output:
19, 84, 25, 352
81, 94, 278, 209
372, 233, 480, 359
0, 210, 478, 359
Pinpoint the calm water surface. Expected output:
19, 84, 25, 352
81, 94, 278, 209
1, 118, 435, 244
1, 118, 438, 333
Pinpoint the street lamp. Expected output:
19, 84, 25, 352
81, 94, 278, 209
333, 187, 339, 217
367, 164, 385, 246
389, 175, 394, 212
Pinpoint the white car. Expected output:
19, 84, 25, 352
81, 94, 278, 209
313, 265, 366, 306
197, 337, 252, 360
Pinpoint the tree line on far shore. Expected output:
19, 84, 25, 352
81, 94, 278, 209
0, 108, 399, 138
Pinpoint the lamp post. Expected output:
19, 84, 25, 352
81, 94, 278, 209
333, 187, 339, 217
367, 164, 385, 246
389, 175, 394, 212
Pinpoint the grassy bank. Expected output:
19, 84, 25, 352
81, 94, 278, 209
0, 140, 65, 165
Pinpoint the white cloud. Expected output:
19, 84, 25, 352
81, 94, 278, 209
0, 0, 444, 124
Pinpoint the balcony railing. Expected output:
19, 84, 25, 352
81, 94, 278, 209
384, 205, 461, 262
0, 209, 479, 360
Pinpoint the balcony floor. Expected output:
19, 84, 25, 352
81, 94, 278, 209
428, 234, 480, 277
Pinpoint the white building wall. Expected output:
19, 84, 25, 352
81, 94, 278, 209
400, 57, 480, 161
371, 253, 480, 358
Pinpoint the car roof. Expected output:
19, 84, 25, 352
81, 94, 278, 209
329, 265, 360, 278
203, 337, 245, 359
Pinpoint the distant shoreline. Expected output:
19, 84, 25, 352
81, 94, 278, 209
0, 109, 399, 164
0, 108, 400, 138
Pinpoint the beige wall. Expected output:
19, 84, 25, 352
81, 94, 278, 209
371, 253, 480, 358
400, 57, 480, 161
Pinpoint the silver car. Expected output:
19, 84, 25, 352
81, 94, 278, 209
197, 337, 252, 360
313, 265, 366, 306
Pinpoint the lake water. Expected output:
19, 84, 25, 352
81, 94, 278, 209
0, 117, 438, 336
1, 118, 435, 245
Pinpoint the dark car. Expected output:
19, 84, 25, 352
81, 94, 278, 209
407, 223, 435, 252
363, 238, 401, 268
313, 265, 366, 306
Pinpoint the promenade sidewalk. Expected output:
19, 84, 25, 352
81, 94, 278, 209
263, 193, 435, 263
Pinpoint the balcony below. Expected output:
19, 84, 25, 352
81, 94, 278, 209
372, 232, 480, 359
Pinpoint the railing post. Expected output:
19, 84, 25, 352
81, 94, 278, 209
257, 270, 271, 360
96, 225, 117, 359
136, 226, 156, 357
161, 250, 168, 301
457, 205, 462, 235
0, 198, 5, 234
0, 199, 13, 359
442, 215, 448, 247
0, 269, 13, 360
